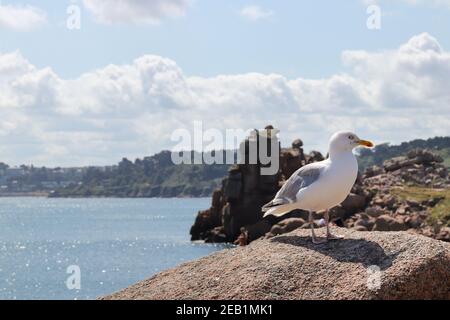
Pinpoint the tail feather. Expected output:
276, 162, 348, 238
262, 202, 298, 218
262, 198, 289, 212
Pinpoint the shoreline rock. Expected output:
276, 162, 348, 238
102, 227, 450, 300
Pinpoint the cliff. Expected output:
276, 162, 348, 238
103, 227, 450, 300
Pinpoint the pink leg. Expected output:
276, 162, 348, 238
325, 209, 344, 240
309, 211, 326, 244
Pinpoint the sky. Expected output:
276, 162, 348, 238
0, 0, 449, 167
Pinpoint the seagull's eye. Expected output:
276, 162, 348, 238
348, 135, 354, 140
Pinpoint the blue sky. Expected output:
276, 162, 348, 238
0, 0, 450, 166
2, 0, 449, 79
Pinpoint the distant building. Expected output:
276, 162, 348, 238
5, 168, 25, 178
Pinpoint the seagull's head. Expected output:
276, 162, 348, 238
329, 131, 374, 155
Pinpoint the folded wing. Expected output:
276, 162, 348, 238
262, 164, 322, 216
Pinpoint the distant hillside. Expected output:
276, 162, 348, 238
357, 137, 450, 171
51, 151, 231, 198
50, 136, 450, 198
0, 163, 85, 196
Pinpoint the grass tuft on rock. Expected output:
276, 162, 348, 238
391, 186, 450, 227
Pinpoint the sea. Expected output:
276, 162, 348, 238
0, 197, 230, 300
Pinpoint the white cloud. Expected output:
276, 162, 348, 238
82, 0, 190, 24
239, 5, 274, 21
0, 4, 47, 31
0, 33, 449, 166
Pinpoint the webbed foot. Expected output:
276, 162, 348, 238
327, 233, 344, 240
312, 237, 327, 244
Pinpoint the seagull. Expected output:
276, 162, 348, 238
262, 131, 374, 244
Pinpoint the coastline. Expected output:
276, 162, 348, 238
0, 192, 50, 197
0, 193, 209, 199
49, 195, 210, 199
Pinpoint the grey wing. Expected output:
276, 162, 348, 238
262, 165, 322, 212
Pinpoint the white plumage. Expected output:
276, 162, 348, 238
262, 131, 374, 244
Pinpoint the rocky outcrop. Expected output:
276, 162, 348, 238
103, 227, 450, 300
265, 218, 306, 238
191, 128, 450, 244
190, 125, 324, 243
368, 149, 448, 189
344, 148, 450, 241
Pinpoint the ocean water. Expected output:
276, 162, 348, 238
0, 197, 230, 300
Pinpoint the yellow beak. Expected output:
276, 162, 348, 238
358, 139, 374, 148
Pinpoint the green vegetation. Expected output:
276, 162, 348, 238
436, 147, 450, 168
431, 196, 450, 227
391, 187, 450, 227
52, 151, 230, 198
357, 137, 450, 171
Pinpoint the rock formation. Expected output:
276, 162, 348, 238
191, 128, 450, 244
103, 227, 450, 300
344, 148, 450, 241
190, 125, 325, 244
